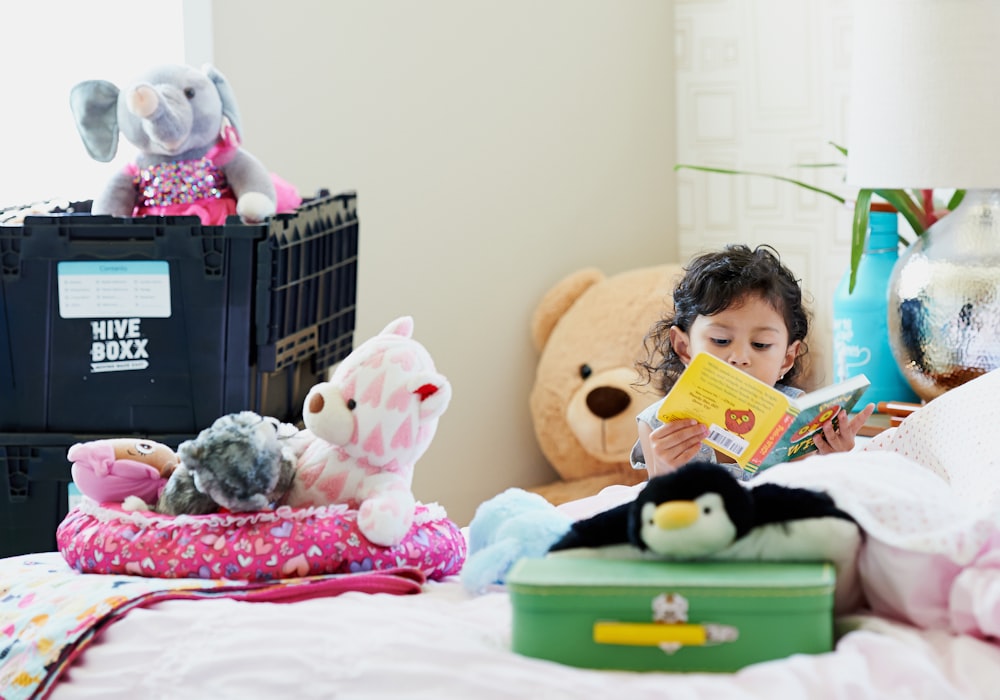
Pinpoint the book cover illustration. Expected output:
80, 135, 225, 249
656, 352, 870, 476
751, 376, 871, 471
655, 352, 794, 469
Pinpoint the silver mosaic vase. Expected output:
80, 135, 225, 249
887, 189, 1000, 401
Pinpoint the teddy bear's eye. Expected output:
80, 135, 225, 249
134, 441, 155, 455
346, 399, 357, 410
184, 87, 196, 99
579, 364, 592, 380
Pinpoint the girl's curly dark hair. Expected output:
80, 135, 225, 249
638, 244, 810, 395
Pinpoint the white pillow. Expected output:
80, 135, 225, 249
865, 369, 1000, 509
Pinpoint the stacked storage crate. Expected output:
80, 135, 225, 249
0, 192, 359, 557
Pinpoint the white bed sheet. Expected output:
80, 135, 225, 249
47, 575, 999, 700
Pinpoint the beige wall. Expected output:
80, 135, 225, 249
210, 0, 678, 525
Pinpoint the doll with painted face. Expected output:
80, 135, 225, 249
68, 437, 179, 505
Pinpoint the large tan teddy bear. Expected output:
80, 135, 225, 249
528, 264, 684, 505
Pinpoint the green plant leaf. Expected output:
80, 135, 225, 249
674, 164, 846, 204
849, 190, 873, 294
793, 162, 844, 169
676, 145, 962, 292
873, 189, 924, 240
830, 141, 920, 236
829, 142, 848, 157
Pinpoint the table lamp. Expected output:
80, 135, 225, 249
846, 0, 1000, 400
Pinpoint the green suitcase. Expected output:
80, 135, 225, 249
507, 557, 835, 672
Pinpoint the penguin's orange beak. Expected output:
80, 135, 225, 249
653, 501, 699, 530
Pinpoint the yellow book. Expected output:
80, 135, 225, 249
656, 352, 870, 476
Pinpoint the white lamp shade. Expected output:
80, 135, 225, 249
846, 0, 1000, 189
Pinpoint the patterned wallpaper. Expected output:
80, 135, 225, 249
674, 0, 855, 388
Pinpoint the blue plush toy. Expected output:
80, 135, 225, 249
461, 488, 573, 594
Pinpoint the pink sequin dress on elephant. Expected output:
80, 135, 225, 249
123, 125, 301, 225
283, 316, 452, 546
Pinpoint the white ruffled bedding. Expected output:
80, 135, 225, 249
33, 370, 1000, 699
45, 580, 1000, 700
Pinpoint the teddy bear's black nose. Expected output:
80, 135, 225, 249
586, 386, 631, 419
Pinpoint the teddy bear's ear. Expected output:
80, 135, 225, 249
409, 372, 452, 420
530, 268, 605, 353
380, 315, 415, 339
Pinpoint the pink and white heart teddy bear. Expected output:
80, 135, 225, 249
283, 316, 452, 546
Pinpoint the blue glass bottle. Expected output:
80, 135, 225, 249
833, 205, 920, 404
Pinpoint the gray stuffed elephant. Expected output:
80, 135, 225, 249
70, 63, 298, 225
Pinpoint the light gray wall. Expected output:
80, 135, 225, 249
210, 0, 678, 525
674, 0, 856, 389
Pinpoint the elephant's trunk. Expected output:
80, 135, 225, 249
125, 83, 195, 156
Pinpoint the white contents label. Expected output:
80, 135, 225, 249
58, 260, 171, 318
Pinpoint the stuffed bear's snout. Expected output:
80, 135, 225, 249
302, 386, 355, 446
308, 392, 325, 414
585, 386, 631, 420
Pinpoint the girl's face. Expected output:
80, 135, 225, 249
669, 294, 800, 387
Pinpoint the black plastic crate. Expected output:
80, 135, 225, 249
0, 431, 194, 557
0, 191, 358, 433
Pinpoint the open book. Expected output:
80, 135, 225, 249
656, 352, 871, 476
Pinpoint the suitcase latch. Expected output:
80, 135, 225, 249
592, 592, 739, 654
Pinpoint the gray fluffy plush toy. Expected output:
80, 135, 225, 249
125, 411, 299, 515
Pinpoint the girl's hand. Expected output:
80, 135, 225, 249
642, 419, 708, 478
813, 403, 876, 455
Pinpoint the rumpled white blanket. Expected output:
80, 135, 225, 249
45, 582, 1000, 700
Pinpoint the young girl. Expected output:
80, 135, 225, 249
630, 244, 875, 481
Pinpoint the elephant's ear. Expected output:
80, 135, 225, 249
69, 80, 121, 163
204, 63, 243, 138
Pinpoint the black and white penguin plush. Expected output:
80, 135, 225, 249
549, 461, 863, 611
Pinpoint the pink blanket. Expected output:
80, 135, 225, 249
759, 451, 1000, 638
